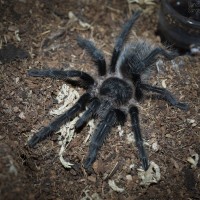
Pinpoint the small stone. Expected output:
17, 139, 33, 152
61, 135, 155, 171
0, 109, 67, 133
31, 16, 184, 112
161, 79, 167, 88
191, 123, 197, 127
165, 134, 173, 138
93, 160, 105, 174
19, 112, 25, 119
152, 141, 159, 152
13, 106, 19, 112
8, 25, 17, 32
87, 175, 96, 183
15, 77, 20, 84
187, 119, 195, 124
126, 174, 133, 181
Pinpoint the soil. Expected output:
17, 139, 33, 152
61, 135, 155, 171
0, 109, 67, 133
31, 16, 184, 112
0, 0, 199, 199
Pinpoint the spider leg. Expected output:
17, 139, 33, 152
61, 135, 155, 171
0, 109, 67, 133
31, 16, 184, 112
84, 109, 117, 170
129, 106, 149, 171
114, 109, 127, 125
75, 97, 101, 130
77, 37, 106, 76
128, 48, 178, 101
131, 74, 144, 101
28, 69, 95, 87
128, 48, 177, 74
140, 84, 189, 110
28, 93, 91, 148
135, 83, 143, 101
61, 79, 90, 89
110, 10, 141, 73
142, 48, 178, 67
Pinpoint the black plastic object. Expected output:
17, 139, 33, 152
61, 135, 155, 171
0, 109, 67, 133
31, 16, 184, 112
158, 0, 200, 51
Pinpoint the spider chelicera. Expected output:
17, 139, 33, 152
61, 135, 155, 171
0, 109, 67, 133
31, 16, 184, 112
28, 11, 188, 172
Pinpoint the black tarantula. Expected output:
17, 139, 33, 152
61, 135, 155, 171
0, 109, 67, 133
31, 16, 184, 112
28, 11, 188, 172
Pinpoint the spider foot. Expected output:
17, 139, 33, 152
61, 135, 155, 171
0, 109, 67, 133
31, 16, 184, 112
28, 69, 48, 77
158, 48, 179, 60
84, 156, 95, 169
141, 157, 149, 171
28, 134, 41, 148
175, 102, 189, 111
83, 157, 96, 175
135, 88, 144, 101
28, 126, 52, 148
166, 51, 179, 60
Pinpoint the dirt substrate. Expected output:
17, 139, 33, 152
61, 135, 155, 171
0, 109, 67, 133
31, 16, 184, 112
0, 0, 199, 199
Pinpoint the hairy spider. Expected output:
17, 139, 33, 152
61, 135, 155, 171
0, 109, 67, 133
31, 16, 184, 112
28, 11, 188, 172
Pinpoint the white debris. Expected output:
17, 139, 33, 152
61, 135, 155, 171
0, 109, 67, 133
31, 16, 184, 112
127, 0, 156, 5
171, 60, 182, 73
58, 116, 80, 168
187, 119, 197, 127
68, 11, 92, 30
50, 84, 79, 115
15, 77, 20, 84
9, 163, 18, 176
68, 11, 78, 22
7, 156, 18, 176
108, 180, 124, 193
152, 141, 159, 152
84, 119, 95, 144
128, 0, 140, 3
13, 106, 19, 113
138, 161, 161, 186
187, 119, 195, 124
50, 84, 80, 168
27, 90, 32, 97
129, 163, 135, 169
50, 84, 95, 168
15, 30, 21, 42
190, 44, 200, 55
156, 59, 164, 73
161, 79, 167, 88
80, 190, 92, 200
126, 132, 135, 144
18, 112, 25, 119
79, 20, 92, 29
91, 193, 102, 200
187, 153, 199, 169
80, 189, 102, 200
126, 174, 133, 181
59, 154, 74, 168
117, 125, 124, 137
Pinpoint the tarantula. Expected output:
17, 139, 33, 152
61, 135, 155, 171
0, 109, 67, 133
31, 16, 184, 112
28, 11, 188, 172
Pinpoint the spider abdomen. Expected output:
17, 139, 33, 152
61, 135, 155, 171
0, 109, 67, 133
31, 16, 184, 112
99, 77, 133, 105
